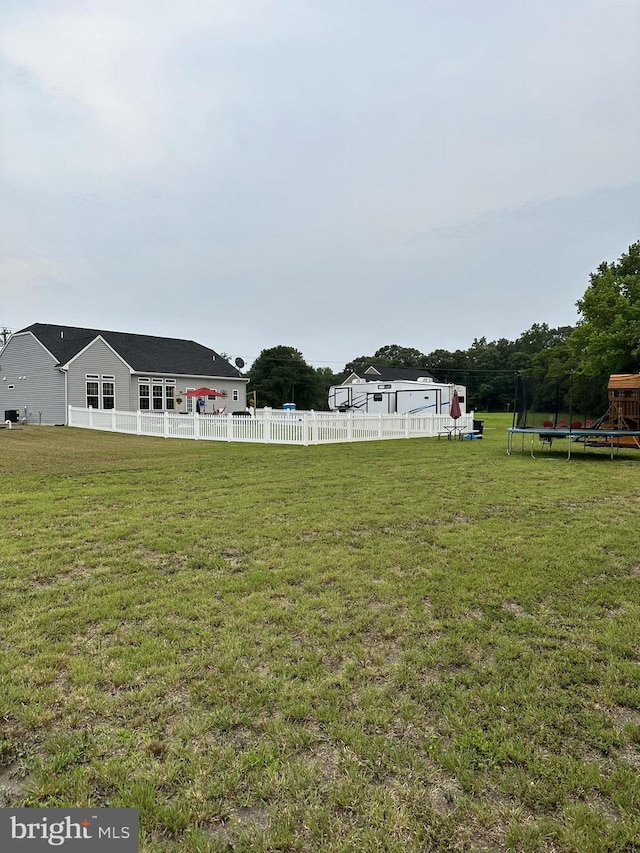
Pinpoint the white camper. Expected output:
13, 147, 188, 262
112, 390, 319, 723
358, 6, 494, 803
328, 378, 467, 416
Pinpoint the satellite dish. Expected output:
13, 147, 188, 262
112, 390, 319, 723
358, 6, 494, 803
235, 357, 245, 369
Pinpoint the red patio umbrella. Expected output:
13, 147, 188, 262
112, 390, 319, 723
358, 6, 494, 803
450, 389, 462, 420
181, 387, 226, 398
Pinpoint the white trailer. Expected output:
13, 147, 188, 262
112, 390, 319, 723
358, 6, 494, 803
328, 378, 467, 416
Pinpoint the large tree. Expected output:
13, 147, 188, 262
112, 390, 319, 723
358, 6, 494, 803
569, 241, 640, 376
345, 344, 430, 373
247, 346, 325, 410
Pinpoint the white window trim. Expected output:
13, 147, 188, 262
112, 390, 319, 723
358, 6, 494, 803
138, 380, 150, 410
86, 378, 100, 409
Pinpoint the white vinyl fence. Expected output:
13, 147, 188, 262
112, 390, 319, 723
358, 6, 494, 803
68, 406, 474, 446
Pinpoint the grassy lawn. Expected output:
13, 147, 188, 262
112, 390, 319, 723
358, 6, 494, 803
0, 415, 638, 852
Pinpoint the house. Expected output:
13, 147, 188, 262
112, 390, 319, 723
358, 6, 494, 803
0, 323, 248, 425
341, 365, 437, 384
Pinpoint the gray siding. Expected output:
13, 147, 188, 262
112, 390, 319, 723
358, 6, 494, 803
129, 374, 248, 412
0, 332, 66, 424
67, 338, 131, 410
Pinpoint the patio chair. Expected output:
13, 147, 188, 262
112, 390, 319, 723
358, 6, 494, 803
539, 421, 554, 449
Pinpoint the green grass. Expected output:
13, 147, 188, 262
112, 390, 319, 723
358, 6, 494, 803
0, 416, 638, 852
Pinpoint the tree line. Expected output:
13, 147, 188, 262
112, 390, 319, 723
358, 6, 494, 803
247, 240, 639, 412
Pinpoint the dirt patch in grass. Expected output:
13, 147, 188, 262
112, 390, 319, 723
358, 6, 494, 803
618, 744, 640, 768
464, 608, 485, 620
421, 667, 443, 685
604, 605, 626, 618
607, 705, 639, 731
221, 547, 244, 568
201, 804, 271, 845
428, 512, 472, 526
306, 741, 343, 783
429, 775, 462, 815
0, 762, 29, 805
501, 601, 528, 617
584, 791, 621, 823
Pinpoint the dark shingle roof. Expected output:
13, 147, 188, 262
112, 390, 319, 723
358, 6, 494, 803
20, 323, 243, 378
356, 366, 435, 382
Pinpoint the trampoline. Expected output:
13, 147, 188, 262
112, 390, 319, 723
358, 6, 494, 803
508, 372, 640, 460
507, 426, 640, 459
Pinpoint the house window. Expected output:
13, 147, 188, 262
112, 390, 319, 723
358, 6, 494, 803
102, 381, 115, 409
373, 393, 383, 401
87, 381, 99, 408
139, 382, 150, 410
152, 383, 164, 410
232, 389, 239, 402
166, 383, 175, 410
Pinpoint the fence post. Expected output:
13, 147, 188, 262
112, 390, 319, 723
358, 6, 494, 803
164, 411, 169, 438
137, 410, 142, 434
194, 410, 200, 440
88, 406, 93, 429
227, 412, 232, 442
112, 409, 116, 432
405, 413, 410, 438
347, 411, 353, 441
265, 409, 272, 443
379, 413, 383, 438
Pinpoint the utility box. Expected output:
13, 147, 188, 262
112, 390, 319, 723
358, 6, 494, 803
4, 409, 19, 423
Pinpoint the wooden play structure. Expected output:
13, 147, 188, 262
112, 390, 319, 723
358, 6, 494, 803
589, 374, 640, 449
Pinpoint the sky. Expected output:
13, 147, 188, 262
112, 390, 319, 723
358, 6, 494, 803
1, 0, 639, 370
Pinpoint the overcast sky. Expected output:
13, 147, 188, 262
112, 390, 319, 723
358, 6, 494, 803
1, 0, 639, 369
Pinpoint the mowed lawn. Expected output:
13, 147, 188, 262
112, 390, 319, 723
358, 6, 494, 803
0, 416, 638, 852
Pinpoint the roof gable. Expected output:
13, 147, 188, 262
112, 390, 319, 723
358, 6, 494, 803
63, 335, 133, 372
1, 330, 60, 364
19, 323, 243, 379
